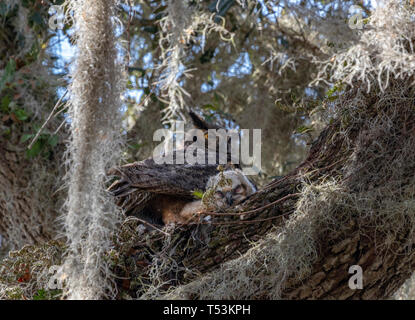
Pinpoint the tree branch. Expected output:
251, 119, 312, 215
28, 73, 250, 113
114, 85, 415, 300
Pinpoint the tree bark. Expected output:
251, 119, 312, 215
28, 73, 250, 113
0, 3, 61, 252
0, 143, 56, 250
114, 88, 415, 299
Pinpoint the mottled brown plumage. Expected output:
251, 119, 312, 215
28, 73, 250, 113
108, 111, 255, 225
108, 157, 220, 225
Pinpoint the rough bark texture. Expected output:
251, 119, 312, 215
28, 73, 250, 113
0, 3, 61, 253
114, 93, 415, 299
283, 225, 415, 299
0, 143, 53, 248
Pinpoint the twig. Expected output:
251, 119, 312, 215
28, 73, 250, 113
134, 218, 171, 236
28, 89, 68, 149
188, 210, 295, 226
53, 118, 67, 135
198, 193, 300, 216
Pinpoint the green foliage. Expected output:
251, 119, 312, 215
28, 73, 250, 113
33, 288, 62, 300
23, 132, 59, 159
295, 125, 313, 135
0, 241, 66, 300
0, 2, 64, 148
5, 287, 24, 300
127, 142, 144, 151
192, 190, 204, 199
14, 108, 29, 121
326, 83, 344, 101
1, 95, 11, 113
0, 59, 16, 92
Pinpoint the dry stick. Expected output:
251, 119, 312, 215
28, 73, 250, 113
134, 218, 171, 236
50, 100, 68, 120
261, 158, 345, 191
191, 160, 347, 225
53, 118, 67, 135
141, 194, 300, 231
51, 103, 71, 134
28, 89, 68, 150
188, 210, 295, 226
173, 193, 301, 228
139, 206, 296, 235
132, 160, 342, 231
139, 194, 298, 233
124, 1, 134, 71
198, 193, 301, 217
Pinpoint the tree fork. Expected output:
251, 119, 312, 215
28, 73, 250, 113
114, 88, 415, 299
2, 91, 413, 300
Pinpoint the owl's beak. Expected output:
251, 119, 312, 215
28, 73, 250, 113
225, 192, 233, 206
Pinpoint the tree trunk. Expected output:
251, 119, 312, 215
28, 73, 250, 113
0, 3, 61, 252
0, 143, 57, 250
114, 86, 415, 299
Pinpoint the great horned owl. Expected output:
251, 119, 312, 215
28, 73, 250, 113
176, 169, 256, 223
108, 160, 256, 226
204, 169, 256, 209
108, 111, 256, 226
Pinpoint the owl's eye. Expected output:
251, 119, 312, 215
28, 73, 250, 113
215, 191, 224, 198
233, 185, 244, 194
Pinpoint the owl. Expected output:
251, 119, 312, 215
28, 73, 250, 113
108, 111, 256, 226
108, 160, 256, 226
204, 169, 257, 209
175, 168, 257, 223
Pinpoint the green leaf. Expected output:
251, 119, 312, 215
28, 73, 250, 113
0, 59, 16, 92
1, 95, 11, 112
4, 59, 16, 77
33, 288, 62, 300
192, 190, 204, 199
127, 142, 143, 150
47, 134, 59, 147
33, 123, 42, 132
20, 133, 34, 143
26, 139, 43, 159
33, 289, 47, 300
296, 125, 313, 134
326, 85, 339, 98
14, 109, 29, 121
201, 104, 218, 111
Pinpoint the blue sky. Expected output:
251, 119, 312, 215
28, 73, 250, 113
50, 0, 378, 102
